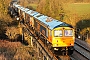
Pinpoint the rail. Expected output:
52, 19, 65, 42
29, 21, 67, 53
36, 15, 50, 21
74, 44, 90, 60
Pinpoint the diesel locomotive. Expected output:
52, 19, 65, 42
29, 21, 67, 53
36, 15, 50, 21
8, 2, 75, 55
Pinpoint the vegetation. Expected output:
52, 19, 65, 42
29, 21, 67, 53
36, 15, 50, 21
0, 0, 37, 59
62, 3, 90, 39
0, 40, 37, 60
0, 0, 13, 39
19, 0, 39, 10
27, 4, 38, 10
0, 0, 12, 21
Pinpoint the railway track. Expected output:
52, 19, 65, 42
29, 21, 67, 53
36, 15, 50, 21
70, 57, 76, 60
69, 56, 76, 60
76, 38, 90, 52
74, 42, 90, 60
75, 42, 90, 53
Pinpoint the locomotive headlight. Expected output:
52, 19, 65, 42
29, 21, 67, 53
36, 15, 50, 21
54, 44, 58, 46
54, 48, 59, 51
70, 43, 74, 46
54, 44, 57, 46
17, 17, 19, 20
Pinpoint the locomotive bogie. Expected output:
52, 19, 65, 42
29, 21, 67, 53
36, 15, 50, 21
53, 46, 74, 55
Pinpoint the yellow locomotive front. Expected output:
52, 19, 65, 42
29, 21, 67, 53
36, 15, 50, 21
52, 27, 75, 55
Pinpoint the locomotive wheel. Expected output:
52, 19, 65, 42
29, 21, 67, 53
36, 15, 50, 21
68, 47, 74, 55
68, 50, 74, 55
51, 47, 54, 53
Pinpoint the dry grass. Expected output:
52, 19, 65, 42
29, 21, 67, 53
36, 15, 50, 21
0, 40, 37, 60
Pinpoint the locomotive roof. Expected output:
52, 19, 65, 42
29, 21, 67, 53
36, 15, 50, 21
33, 13, 73, 30
14, 4, 29, 12
14, 4, 20, 8
14, 4, 73, 30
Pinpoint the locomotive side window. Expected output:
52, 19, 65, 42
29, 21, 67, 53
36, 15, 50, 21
54, 30, 62, 37
42, 30, 45, 35
64, 30, 73, 36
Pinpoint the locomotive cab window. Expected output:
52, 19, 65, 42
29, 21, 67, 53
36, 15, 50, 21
54, 30, 62, 37
64, 30, 73, 36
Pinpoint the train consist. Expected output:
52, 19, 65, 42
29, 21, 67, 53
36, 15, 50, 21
8, 1, 75, 55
